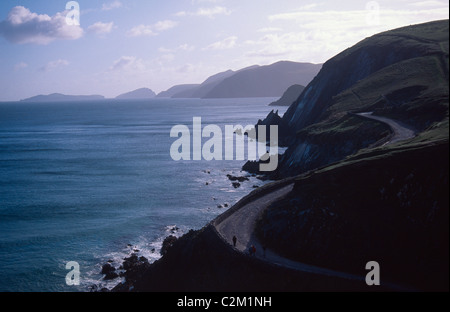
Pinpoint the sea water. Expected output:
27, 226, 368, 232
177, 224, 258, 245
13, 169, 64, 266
0, 98, 286, 292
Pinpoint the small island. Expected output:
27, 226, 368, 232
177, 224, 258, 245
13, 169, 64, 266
21, 93, 105, 102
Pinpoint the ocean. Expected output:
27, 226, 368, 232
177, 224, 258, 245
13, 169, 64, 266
0, 98, 286, 292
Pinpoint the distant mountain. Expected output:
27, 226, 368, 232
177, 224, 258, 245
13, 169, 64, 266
156, 84, 200, 98
115, 88, 156, 100
171, 70, 237, 98
170, 61, 321, 99
204, 61, 321, 98
21, 93, 105, 102
269, 84, 305, 106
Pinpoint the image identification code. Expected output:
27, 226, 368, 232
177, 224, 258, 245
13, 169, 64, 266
177, 296, 272, 309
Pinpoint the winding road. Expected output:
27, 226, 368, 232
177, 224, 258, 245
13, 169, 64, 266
356, 112, 416, 144
213, 113, 417, 291
215, 184, 370, 282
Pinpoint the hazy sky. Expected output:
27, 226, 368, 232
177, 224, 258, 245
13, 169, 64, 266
0, 0, 448, 101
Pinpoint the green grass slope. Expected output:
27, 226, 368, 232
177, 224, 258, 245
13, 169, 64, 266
265, 19, 449, 177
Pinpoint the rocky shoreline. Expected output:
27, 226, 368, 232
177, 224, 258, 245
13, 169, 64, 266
93, 175, 372, 292
103, 225, 374, 292
91, 172, 271, 291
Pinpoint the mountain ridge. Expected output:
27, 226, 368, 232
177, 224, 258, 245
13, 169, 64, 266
115, 88, 156, 100
163, 61, 321, 99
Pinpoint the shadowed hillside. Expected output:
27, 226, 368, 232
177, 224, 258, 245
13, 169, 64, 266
245, 19, 449, 177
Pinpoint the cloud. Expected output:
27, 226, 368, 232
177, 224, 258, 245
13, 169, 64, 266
174, 11, 187, 17
102, 1, 122, 11
205, 36, 237, 50
14, 62, 28, 71
176, 63, 195, 73
258, 27, 283, 33
296, 3, 322, 11
127, 20, 178, 37
153, 20, 178, 31
87, 22, 114, 35
158, 44, 195, 53
268, 7, 448, 23
110, 56, 145, 72
0, 6, 83, 45
175, 6, 231, 18
39, 59, 70, 72
410, 0, 448, 7
178, 43, 195, 52
196, 6, 231, 18
244, 6, 449, 64
128, 25, 157, 37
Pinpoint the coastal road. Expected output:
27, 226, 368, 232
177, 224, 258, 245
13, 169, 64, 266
214, 183, 415, 290
215, 184, 417, 290
214, 184, 373, 283
357, 112, 416, 144
214, 112, 418, 290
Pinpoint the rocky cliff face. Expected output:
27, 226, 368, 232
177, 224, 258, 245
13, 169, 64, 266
249, 20, 449, 178
283, 20, 448, 132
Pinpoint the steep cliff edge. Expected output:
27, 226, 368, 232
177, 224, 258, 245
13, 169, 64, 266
246, 19, 449, 177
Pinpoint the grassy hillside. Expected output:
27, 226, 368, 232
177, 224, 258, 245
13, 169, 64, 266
250, 19, 449, 178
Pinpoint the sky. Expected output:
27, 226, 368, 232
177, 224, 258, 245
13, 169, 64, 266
0, 0, 448, 101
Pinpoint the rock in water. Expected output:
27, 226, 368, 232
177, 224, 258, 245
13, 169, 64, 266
227, 174, 249, 182
101, 263, 116, 275
123, 254, 139, 270
101, 263, 119, 280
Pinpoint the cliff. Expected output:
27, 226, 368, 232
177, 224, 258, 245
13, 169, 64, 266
245, 19, 449, 177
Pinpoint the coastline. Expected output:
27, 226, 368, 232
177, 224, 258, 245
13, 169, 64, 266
104, 137, 449, 292
104, 175, 378, 292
